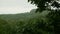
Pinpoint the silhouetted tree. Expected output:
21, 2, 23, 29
28, 0, 60, 12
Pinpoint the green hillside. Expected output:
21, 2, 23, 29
0, 9, 40, 23
0, 9, 53, 34
0, 9, 49, 23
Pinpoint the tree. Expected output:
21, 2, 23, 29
28, 0, 60, 12
28, 0, 60, 34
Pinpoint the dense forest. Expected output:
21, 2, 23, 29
0, 9, 54, 34
0, 0, 60, 34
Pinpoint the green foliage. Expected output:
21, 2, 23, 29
28, 0, 60, 12
47, 10, 60, 34
28, 0, 60, 34
0, 10, 54, 34
0, 9, 60, 34
0, 0, 60, 34
0, 18, 12, 34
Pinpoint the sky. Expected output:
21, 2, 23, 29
0, 0, 37, 14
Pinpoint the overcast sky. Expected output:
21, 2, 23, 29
0, 0, 37, 14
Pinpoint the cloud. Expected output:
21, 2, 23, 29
0, 0, 37, 14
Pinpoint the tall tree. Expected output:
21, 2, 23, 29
28, 0, 60, 12
28, 0, 60, 34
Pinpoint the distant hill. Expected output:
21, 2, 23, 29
0, 9, 50, 23
0, 9, 38, 23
